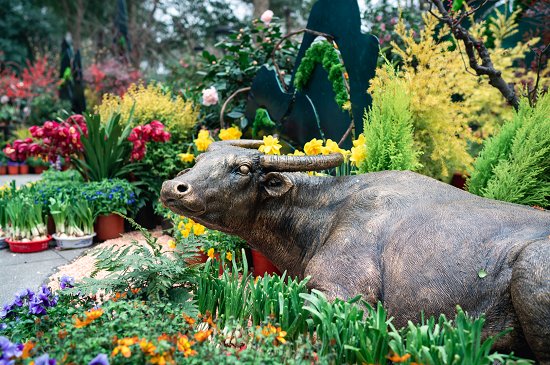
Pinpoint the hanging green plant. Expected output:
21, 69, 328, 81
252, 108, 277, 138
294, 41, 350, 110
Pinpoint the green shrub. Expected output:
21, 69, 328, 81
359, 63, 420, 173
468, 94, 550, 207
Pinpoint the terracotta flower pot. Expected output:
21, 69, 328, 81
19, 164, 29, 174
95, 214, 125, 241
33, 166, 47, 174
0, 166, 6, 175
7, 165, 19, 175
252, 249, 281, 277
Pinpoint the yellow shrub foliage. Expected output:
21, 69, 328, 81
369, 10, 547, 180
95, 83, 199, 138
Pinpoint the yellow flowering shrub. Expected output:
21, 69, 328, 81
95, 83, 199, 139
370, 10, 547, 180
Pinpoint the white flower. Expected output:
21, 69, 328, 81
260, 10, 274, 25
23, 107, 30, 116
0, 95, 8, 104
202, 86, 219, 106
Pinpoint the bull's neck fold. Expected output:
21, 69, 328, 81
245, 173, 358, 278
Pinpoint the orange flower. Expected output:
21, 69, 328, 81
387, 352, 411, 363
21, 341, 34, 359
177, 335, 197, 357
140, 339, 157, 355
150, 352, 175, 365
131, 288, 141, 295
112, 292, 127, 302
112, 337, 137, 358
85, 308, 104, 321
183, 313, 195, 325
193, 329, 212, 343
74, 316, 92, 328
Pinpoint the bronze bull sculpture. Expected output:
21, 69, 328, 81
161, 140, 550, 362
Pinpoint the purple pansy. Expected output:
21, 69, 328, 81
0, 336, 23, 361
59, 276, 74, 290
33, 353, 56, 365
88, 353, 109, 365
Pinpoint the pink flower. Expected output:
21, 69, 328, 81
202, 86, 219, 106
380, 23, 386, 31
260, 10, 274, 25
0, 95, 8, 104
390, 17, 398, 25
376, 15, 383, 22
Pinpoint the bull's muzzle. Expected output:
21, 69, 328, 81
160, 179, 205, 215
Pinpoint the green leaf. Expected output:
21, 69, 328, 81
452, 0, 464, 11
478, 269, 488, 278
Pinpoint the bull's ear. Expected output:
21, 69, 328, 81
262, 172, 293, 197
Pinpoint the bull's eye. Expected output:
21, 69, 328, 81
238, 165, 250, 175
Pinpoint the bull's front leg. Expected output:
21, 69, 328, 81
303, 243, 382, 306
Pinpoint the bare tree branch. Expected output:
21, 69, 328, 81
430, 0, 520, 110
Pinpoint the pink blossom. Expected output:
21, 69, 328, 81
380, 23, 386, 31
202, 86, 219, 106
260, 10, 274, 25
0, 95, 8, 104
376, 15, 383, 22
390, 17, 398, 25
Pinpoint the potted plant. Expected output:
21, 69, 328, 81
27, 156, 49, 174
49, 196, 95, 249
4, 194, 50, 253
0, 151, 7, 175
81, 179, 139, 241
7, 160, 19, 175
0, 184, 8, 249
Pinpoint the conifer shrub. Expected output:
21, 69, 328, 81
359, 64, 420, 173
468, 94, 550, 208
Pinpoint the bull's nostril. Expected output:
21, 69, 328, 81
176, 183, 189, 194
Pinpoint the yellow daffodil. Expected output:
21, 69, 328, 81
342, 100, 351, 110
168, 240, 176, 249
177, 221, 185, 231
178, 153, 195, 163
226, 251, 233, 261
194, 129, 213, 151
292, 150, 305, 156
219, 126, 242, 140
321, 139, 344, 155
258, 135, 282, 155
192, 223, 206, 236
353, 133, 365, 147
349, 145, 367, 167
304, 138, 323, 155
181, 229, 190, 238
207, 248, 215, 259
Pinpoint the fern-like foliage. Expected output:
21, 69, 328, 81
468, 94, 550, 208
359, 63, 420, 173
73, 215, 200, 313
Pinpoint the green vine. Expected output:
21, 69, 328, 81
294, 41, 350, 110
252, 108, 277, 137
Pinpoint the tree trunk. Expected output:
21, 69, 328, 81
253, 0, 270, 18
74, 0, 84, 50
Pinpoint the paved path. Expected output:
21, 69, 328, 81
0, 174, 42, 187
0, 245, 89, 306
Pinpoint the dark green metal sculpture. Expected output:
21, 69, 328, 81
245, 0, 379, 148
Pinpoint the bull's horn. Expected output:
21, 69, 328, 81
207, 139, 264, 152
260, 153, 344, 172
